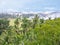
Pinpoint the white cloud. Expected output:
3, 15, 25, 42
7, 9, 19, 12
44, 11, 54, 14
44, 7, 55, 10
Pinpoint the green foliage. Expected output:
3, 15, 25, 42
14, 18, 20, 29
32, 15, 39, 28
21, 17, 32, 33
0, 19, 9, 29
0, 17, 60, 45
0, 19, 9, 35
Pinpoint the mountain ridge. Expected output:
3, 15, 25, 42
0, 11, 60, 19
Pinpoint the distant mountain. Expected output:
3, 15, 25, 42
0, 11, 60, 19
46, 11, 60, 19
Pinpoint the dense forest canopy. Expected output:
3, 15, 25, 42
0, 15, 60, 45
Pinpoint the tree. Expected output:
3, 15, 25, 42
0, 19, 9, 35
21, 17, 31, 34
40, 18, 44, 24
14, 18, 19, 29
32, 15, 39, 29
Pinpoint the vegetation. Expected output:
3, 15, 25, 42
0, 15, 60, 45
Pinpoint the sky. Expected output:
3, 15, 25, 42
0, 0, 60, 12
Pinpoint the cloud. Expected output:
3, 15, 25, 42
44, 11, 54, 14
7, 9, 19, 12
43, 7, 55, 14
44, 7, 55, 10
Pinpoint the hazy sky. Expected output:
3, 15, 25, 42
0, 0, 60, 12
